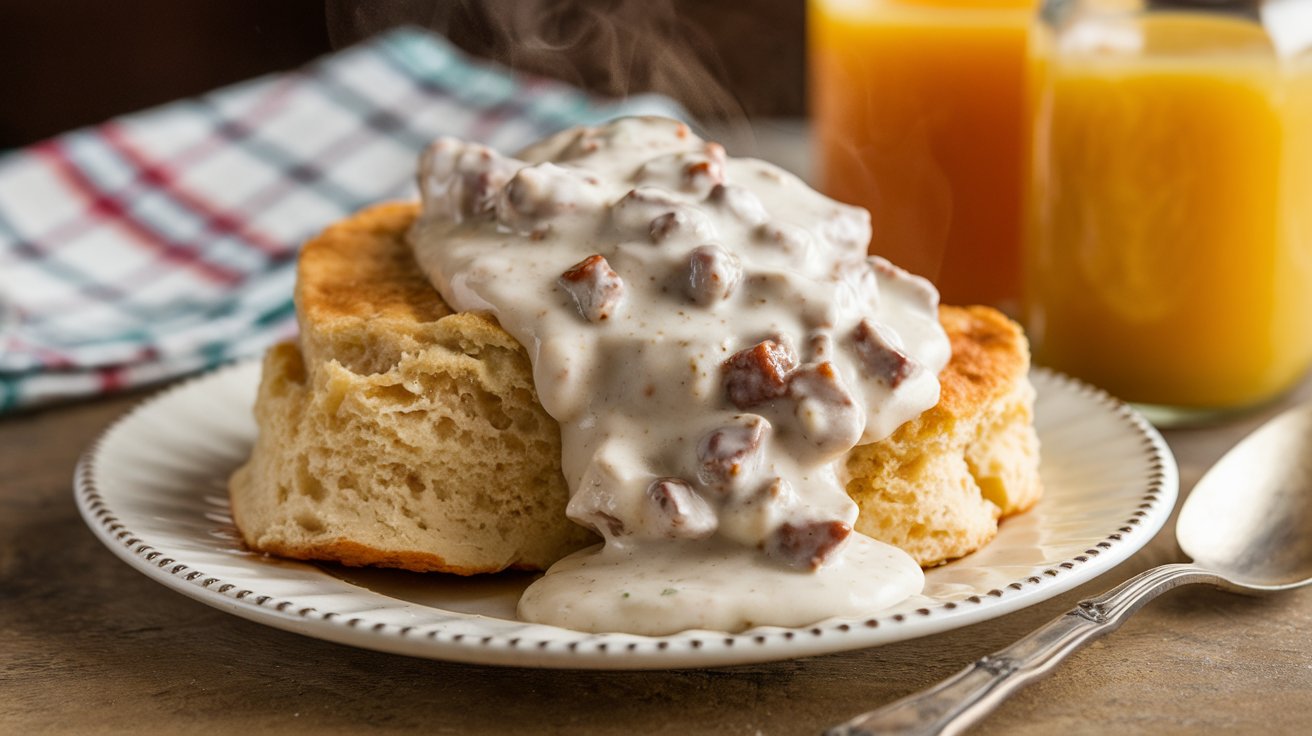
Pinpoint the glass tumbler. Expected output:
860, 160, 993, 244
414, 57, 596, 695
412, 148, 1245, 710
1025, 0, 1312, 424
810, 0, 1039, 313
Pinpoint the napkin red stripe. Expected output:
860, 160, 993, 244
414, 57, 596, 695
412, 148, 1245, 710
100, 123, 286, 259
33, 140, 245, 287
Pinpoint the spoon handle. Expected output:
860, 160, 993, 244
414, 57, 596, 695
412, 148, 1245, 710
825, 563, 1222, 736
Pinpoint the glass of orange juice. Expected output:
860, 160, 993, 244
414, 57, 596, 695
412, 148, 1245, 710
809, 0, 1039, 313
1025, 0, 1312, 424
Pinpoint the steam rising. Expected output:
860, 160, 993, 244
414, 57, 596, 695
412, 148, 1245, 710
325, 0, 754, 123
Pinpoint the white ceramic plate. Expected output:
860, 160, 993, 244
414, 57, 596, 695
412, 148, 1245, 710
75, 361, 1177, 670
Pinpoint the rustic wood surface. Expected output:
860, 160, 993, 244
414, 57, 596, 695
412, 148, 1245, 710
2, 373, 1310, 735
3, 125, 1310, 734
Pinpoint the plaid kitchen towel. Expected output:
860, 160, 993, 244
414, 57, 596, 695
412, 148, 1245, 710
0, 27, 684, 413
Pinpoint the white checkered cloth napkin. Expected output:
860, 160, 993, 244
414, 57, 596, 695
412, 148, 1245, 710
0, 27, 684, 412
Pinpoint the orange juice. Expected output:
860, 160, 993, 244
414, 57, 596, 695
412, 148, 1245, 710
809, 0, 1037, 309
1026, 13, 1312, 410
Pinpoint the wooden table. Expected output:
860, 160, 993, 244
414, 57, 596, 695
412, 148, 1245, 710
4, 124, 1311, 734
4, 369, 1311, 735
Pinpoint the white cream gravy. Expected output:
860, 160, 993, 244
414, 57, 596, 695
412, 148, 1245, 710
408, 117, 949, 635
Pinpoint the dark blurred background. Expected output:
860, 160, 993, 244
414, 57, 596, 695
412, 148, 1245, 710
0, 0, 804, 150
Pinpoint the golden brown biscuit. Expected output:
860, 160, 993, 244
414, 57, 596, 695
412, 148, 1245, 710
845, 304, 1042, 567
229, 203, 1041, 573
229, 202, 597, 574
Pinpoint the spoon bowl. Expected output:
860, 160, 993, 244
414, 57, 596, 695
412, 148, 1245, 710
830, 401, 1312, 736
1177, 404, 1312, 590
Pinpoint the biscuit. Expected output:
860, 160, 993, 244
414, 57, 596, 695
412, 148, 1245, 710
229, 203, 1041, 572
229, 203, 596, 574
845, 305, 1042, 567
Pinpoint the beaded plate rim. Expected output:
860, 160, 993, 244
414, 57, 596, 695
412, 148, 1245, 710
74, 360, 1178, 670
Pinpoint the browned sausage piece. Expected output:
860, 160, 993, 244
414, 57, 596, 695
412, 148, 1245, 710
647, 478, 718, 539
723, 339, 798, 408
851, 319, 918, 388
559, 255, 625, 323
766, 520, 852, 570
686, 244, 742, 306
696, 415, 771, 496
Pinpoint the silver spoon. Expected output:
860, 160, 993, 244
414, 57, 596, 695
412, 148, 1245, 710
827, 402, 1312, 736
